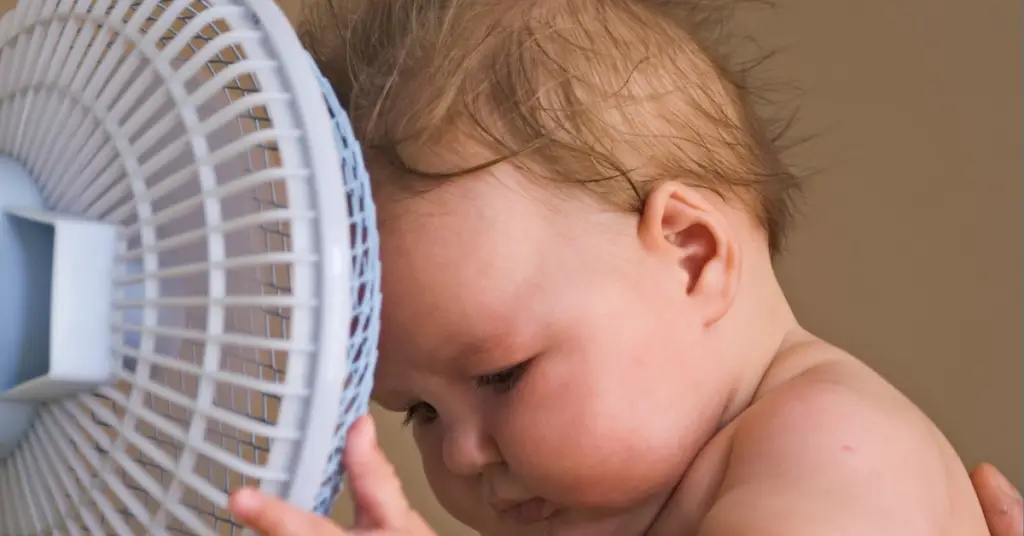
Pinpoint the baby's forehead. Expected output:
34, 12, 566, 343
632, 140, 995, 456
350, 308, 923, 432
371, 158, 616, 243
374, 184, 541, 343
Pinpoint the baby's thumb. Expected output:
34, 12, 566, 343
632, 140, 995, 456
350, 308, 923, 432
346, 415, 411, 530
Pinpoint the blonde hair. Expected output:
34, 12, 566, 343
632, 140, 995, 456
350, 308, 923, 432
300, 0, 801, 255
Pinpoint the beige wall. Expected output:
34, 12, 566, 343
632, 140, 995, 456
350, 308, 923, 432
766, 0, 1021, 487
0, 1, 1016, 534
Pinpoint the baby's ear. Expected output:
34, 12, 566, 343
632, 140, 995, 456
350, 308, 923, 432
638, 181, 741, 326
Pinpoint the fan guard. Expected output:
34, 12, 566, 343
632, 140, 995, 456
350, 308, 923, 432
0, 1, 380, 535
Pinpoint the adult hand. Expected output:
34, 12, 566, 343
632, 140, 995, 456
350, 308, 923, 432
972, 463, 1023, 536
229, 416, 437, 536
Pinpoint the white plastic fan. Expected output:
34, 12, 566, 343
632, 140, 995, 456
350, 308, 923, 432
0, 1, 382, 534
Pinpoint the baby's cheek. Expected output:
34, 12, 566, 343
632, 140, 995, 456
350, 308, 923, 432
499, 378, 684, 509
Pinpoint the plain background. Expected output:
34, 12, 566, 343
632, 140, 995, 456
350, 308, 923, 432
0, 1, 1017, 534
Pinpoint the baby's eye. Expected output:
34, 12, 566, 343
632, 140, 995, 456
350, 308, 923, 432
401, 401, 438, 427
475, 361, 528, 394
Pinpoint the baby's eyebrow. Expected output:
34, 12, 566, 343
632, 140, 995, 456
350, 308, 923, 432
447, 334, 511, 374
441, 346, 485, 376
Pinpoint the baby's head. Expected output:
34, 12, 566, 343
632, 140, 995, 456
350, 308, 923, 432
304, 0, 801, 533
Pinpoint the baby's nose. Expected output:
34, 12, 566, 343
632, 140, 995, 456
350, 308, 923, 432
442, 421, 502, 476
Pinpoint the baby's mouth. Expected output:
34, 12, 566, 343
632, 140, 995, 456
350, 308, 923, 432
494, 497, 558, 525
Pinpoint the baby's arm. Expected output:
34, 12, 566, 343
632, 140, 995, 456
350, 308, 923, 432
697, 380, 957, 536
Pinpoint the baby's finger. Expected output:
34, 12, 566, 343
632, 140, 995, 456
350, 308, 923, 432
346, 415, 411, 530
229, 487, 344, 536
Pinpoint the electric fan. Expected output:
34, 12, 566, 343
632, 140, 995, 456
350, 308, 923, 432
0, 1, 381, 534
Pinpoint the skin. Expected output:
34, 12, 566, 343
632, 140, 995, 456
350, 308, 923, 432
974, 463, 1024, 536
229, 165, 1021, 536
228, 422, 1023, 536
372, 169, 729, 535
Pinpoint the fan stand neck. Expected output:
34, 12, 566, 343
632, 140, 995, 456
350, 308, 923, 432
0, 156, 119, 459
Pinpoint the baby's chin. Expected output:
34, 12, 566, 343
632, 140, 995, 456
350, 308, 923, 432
470, 494, 673, 536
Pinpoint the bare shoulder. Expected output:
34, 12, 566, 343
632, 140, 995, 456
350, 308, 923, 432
699, 339, 988, 536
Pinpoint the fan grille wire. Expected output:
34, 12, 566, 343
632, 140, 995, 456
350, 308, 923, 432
0, 1, 377, 534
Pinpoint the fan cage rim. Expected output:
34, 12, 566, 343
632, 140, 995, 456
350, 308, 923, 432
0, 0, 354, 532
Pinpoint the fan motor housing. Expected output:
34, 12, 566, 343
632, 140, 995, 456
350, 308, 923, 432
0, 156, 118, 458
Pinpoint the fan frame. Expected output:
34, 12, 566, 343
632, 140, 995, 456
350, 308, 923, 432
244, 0, 352, 511
0, 0, 354, 525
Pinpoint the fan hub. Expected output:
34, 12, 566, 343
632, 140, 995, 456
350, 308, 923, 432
0, 156, 119, 459
0, 157, 44, 458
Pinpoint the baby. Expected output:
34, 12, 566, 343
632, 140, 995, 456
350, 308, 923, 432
230, 0, 1004, 535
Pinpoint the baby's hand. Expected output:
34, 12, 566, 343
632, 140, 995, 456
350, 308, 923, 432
229, 416, 436, 536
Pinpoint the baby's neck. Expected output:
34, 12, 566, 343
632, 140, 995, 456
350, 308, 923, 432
714, 246, 803, 427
